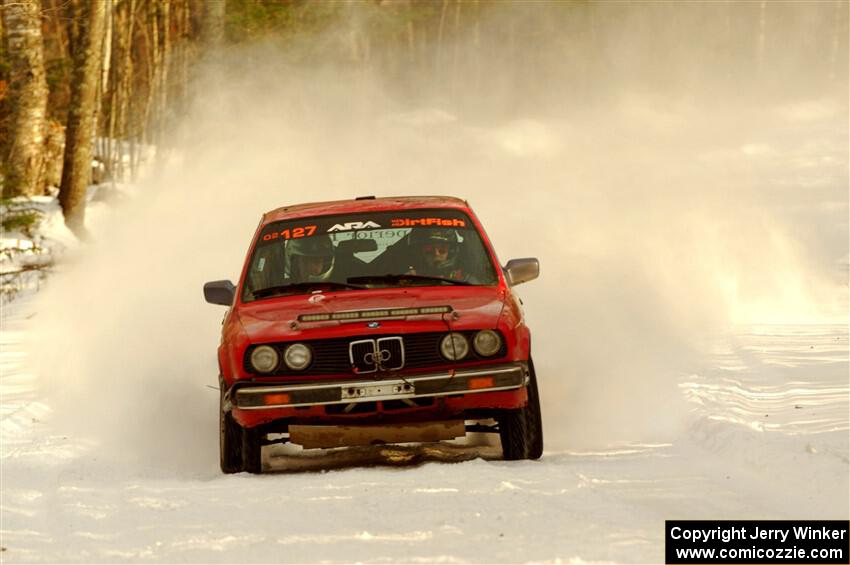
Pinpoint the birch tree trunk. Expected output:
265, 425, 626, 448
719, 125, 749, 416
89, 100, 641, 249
104, 0, 136, 181
157, 0, 170, 148
2, 0, 49, 197
145, 0, 160, 147
58, 0, 105, 235
99, 0, 112, 176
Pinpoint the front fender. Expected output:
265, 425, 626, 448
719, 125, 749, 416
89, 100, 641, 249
499, 291, 531, 361
219, 311, 251, 388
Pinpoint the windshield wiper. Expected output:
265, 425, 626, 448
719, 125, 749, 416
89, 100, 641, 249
347, 274, 472, 286
251, 281, 364, 299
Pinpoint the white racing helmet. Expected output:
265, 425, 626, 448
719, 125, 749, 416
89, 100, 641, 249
285, 235, 335, 282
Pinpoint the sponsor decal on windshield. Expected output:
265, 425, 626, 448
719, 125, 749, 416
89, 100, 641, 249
256, 209, 473, 248
261, 225, 317, 242
390, 218, 466, 227
327, 221, 382, 232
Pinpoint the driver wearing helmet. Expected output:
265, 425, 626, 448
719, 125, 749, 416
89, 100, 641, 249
409, 229, 464, 280
285, 235, 335, 283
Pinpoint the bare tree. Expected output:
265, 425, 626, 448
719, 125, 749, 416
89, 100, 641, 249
58, 0, 105, 234
2, 0, 49, 197
157, 0, 170, 146
201, 0, 225, 47
105, 0, 137, 181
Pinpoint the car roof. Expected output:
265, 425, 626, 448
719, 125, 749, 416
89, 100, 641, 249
262, 195, 470, 223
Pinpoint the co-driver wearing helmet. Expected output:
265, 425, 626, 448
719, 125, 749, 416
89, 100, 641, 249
285, 235, 335, 283
408, 229, 464, 280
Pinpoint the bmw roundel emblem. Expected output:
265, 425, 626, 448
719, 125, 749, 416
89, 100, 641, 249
367, 321, 381, 329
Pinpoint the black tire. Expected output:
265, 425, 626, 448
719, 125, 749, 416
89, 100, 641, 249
525, 358, 544, 459
220, 384, 243, 474
498, 358, 544, 460
498, 409, 528, 460
242, 425, 263, 474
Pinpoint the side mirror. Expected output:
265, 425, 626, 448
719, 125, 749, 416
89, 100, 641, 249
504, 258, 539, 286
204, 280, 236, 306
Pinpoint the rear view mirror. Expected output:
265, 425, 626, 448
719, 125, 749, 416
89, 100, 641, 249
504, 258, 539, 286
337, 238, 378, 254
204, 280, 235, 306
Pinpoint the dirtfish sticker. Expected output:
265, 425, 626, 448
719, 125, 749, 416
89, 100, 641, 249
391, 218, 466, 227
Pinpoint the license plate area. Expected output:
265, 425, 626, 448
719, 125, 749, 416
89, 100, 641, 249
341, 381, 415, 400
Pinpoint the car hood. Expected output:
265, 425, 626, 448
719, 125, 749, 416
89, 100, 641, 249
236, 286, 506, 342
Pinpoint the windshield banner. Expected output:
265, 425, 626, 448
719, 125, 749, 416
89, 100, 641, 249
257, 209, 472, 247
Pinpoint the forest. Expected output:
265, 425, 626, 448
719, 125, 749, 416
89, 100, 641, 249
0, 0, 845, 234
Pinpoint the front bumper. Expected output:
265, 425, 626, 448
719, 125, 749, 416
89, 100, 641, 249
231, 362, 528, 410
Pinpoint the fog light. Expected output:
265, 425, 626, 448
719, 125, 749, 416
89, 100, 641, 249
468, 376, 494, 390
264, 393, 291, 406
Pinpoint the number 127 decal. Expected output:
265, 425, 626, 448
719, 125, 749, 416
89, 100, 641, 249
262, 225, 317, 242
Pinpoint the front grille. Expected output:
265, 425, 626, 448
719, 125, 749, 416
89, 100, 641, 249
349, 339, 377, 374
244, 331, 506, 376
376, 337, 404, 371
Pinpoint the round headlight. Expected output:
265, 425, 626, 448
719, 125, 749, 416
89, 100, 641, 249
473, 330, 502, 357
440, 332, 469, 360
283, 343, 312, 371
250, 345, 279, 373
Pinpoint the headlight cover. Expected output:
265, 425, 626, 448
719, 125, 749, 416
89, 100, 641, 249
283, 343, 312, 371
473, 330, 502, 357
250, 345, 279, 373
440, 332, 469, 360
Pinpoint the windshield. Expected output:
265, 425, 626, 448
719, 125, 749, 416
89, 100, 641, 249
242, 209, 499, 301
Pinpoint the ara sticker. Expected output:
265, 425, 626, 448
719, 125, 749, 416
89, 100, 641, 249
257, 257, 266, 272
327, 221, 382, 232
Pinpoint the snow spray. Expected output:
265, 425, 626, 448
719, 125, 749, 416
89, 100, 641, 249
29, 2, 847, 473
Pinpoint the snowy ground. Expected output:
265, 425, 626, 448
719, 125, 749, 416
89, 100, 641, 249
2, 287, 846, 562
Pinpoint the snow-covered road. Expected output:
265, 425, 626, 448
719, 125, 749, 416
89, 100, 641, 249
2, 293, 846, 563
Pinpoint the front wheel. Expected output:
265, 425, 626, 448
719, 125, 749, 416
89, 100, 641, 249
220, 384, 243, 474
242, 425, 263, 474
498, 359, 543, 460
524, 358, 544, 459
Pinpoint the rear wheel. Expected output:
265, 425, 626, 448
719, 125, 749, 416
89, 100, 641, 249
219, 384, 243, 474
498, 359, 544, 460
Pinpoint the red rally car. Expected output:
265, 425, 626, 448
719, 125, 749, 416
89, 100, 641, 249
204, 196, 542, 473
